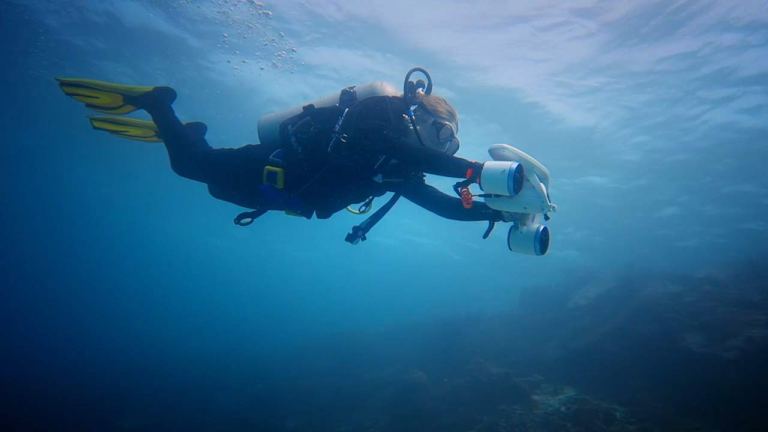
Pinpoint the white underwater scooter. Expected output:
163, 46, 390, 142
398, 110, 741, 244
476, 144, 557, 256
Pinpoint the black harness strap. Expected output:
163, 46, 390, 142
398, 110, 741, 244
345, 193, 401, 245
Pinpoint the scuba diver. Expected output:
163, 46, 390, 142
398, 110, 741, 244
57, 68, 518, 243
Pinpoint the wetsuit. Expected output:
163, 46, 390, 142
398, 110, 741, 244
144, 95, 503, 222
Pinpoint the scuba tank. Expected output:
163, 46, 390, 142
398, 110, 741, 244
256, 81, 400, 147
247, 68, 441, 247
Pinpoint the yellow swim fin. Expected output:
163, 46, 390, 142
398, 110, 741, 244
57, 77, 176, 115
57, 78, 155, 115
89, 116, 207, 143
89, 116, 161, 142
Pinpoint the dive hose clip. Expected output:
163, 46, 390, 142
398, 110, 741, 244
234, 208, 268, 226
345, 193, 402, 245
346, 196, 374, 215
453, 178, 475, 209
327, 86, 358, 154
327, 107, 350, 153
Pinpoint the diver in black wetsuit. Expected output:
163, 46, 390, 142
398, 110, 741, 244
57, 70, 511, 242
152, 91, 499, 216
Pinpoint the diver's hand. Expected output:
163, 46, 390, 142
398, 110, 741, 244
453, 162, 485, 208
467, 161, 484, 183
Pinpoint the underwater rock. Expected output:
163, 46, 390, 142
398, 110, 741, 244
486, 383, 647, 432
510, 262, 768, 430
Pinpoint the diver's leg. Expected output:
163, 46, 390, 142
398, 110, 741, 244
140, 90, 282, 209
139, 90, 217, 183
57, 79, 270, 199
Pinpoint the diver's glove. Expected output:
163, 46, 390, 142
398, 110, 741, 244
452, 162, 484, 209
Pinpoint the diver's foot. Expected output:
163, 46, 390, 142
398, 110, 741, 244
131, 86, 177, 113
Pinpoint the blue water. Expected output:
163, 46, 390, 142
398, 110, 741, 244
2, 1, 767, 430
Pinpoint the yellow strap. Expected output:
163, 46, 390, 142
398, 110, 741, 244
262, 166, 285, 189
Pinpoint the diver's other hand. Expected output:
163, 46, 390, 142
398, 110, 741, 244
454, 161, 485, 208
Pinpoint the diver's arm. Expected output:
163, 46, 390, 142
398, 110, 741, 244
385, 140, 482, 178
344, 96, 481, 179
395, 178, 500, 221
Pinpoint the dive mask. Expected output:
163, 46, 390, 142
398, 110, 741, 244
433, 120, 460, 155
411, 112, 460, 155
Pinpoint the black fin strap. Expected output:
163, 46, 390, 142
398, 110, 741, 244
345, 194, 401, 244
234, 208, 268, 226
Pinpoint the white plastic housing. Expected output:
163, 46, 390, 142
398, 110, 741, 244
488, 144, 550, 187
484, 172, 551, 213
508, 223, 550, 256
483, 144, 556, 214
257, 81, 399, 147
480, 161, 524, 196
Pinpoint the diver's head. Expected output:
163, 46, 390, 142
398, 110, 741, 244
410, 94, 460, 155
